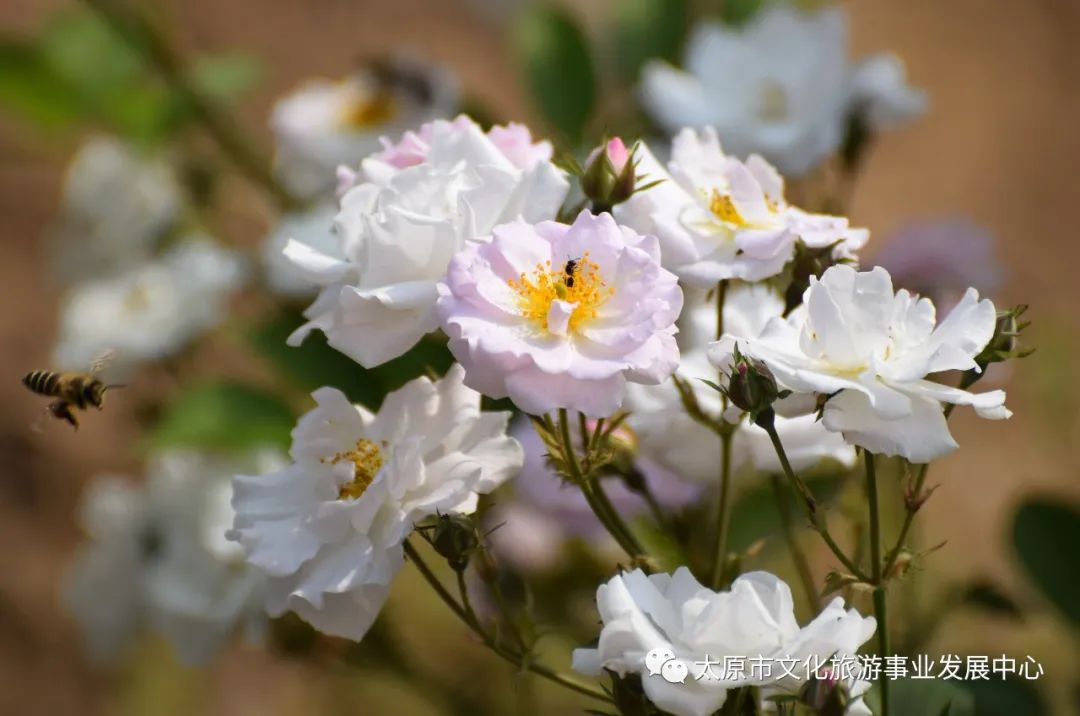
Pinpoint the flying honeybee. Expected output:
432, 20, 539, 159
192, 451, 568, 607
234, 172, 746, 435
22, 351, 122, 430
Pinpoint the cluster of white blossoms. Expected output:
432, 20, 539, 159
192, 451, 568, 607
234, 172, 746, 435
270, 57, 459, 202
710, 265, 1010, 463
47, 136, 247, 375
640, 4, 926, 176
617, 127, 867, 287
47, 4, 1027, 712
284, 116, 569, 367
229, 365, 521, 639
572, 569, 876, 716
243, 96, 1013, 687
64, 450, 277, 665
625, 283, 856, 483
53, 239, 245, 375
48, 136, 182, 285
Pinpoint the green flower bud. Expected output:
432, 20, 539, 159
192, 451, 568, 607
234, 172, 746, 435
429, 514, 480, 572
581, 137, 637, 213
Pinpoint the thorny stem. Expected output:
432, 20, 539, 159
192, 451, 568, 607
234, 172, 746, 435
770, 474, 820, 614
82, 0, 298, 211
865, 451, 891, 716
882, 371, 980, 577
403, 540, 612, 704
556, 409, 647, 563
763, 418, 870, 582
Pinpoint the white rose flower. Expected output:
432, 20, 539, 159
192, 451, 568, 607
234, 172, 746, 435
63, 451, 276, 666
617, 127, 868, 287
711, 265, 1011, 463
49, 136, 181, 284
271, 58, 459, 200
286, 116, 569, 368
639, 5, 925, 176
626, 283, 855, 482
261, 201, 342, 297
572, 568, 876, 716
229, 365, 522, 640
52, 240, 244, 374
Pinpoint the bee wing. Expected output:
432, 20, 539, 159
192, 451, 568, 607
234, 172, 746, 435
89, 349, 117, 378
31, 404, 54, 434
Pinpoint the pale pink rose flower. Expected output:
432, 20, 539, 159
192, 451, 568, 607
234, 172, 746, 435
437, 210, 683, 417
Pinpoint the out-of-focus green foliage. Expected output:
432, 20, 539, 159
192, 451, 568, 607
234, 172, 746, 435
726, 471, 845, 554
251, 313, 454, 412
962, 680, 1048, 716
870, 679, 974, 716
719, 0, 767, 26
1012, 498, 1080, 625
149, 381, 295, 453
0, 42, 86, 128
613, 0, 688, 81
513, 4, 596, 147
0, 10, 260, 143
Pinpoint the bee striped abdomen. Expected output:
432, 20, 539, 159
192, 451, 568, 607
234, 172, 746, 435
23, 370, 60, 397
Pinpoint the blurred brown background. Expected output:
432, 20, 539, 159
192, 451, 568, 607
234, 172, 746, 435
1, 0, 1079, 713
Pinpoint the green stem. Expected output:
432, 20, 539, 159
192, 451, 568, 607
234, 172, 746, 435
403, 540, 611, 704
770, 474, 820, 614
710, 279, 735, 589
864, 451, 890, 716
763, 418, 869, 582
710, 429, 734, 589
82, 0, 298, 211
556, 409, 647, 563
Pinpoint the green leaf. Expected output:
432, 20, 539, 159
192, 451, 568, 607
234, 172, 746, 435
513, 5, 596, 146
962, 679, 1047, 716
1012, 498, 1080, 624
251, 314, 454, 412
150, 382, 295, 453
188, 53, 262, 101
0, 41, 85, 129
37, 9, 178, 142
38, 10, 145, 95
613, 0, 687, 81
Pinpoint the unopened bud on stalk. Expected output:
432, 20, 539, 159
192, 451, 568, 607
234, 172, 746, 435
429, 513, 480, 572
974, 304, 1033, 371
581, 137, 637, 213
721, 346, 787, 426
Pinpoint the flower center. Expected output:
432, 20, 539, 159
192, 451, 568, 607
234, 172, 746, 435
340, 90, 397, 129
757, 80, 789, 122
708, 190, 781, 229
709, 191, 747, 226
506, 254, 613, 335
323, 438, 386, 500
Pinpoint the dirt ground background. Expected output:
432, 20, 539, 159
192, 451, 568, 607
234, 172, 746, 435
1, 0, 1079, 714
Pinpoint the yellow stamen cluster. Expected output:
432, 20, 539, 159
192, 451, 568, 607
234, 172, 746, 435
709, 191, 747, 226
709, 190, 782, 229
506, 253, 613, 334
341, 91, 397, 129
323, 438, 386, 500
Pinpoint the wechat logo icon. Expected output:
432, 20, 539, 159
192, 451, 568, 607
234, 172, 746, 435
645, 646, 687, 684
